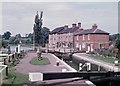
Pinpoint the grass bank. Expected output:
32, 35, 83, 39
29, 57, 50, 65
88, 54, 119, 64
2, 68, 30, 86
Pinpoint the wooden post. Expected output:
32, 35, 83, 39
4, 58, 6, 65
6, 67, 8, 76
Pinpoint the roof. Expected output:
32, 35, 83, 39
75, 28, 109, 36
50, 25, 109, 35
51, 27, 79, 34
50, 27, 64, 34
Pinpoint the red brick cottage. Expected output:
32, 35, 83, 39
74, 24, 109, 52
49, 23, 83, 49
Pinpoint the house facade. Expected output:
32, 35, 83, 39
49, 23, 82, 49
49, 23, 109, 52
74, 24, 109, 52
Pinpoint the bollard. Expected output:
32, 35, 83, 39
56, 61, 59, 66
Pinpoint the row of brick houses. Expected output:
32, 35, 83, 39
49, 23, 109, 52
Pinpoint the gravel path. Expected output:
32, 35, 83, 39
15, 52, 69, 74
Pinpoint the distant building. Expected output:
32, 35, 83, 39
49, 23, 83, 49
74, 24, 109, 52
49, 23, 109, 52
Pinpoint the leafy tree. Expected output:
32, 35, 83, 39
28, 33, 33, 38
42, 27, 50, 44
15, 34, 21, 39
115, 39, 120, 59
14, 38, 19, 44
2, 31, 11, 40
110, 33, 120, 42
9, 36, 16, 44
1, 40, 8, 48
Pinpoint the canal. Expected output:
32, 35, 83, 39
57, 54, 120, 86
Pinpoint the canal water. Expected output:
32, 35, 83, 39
0, 45, 33, 53
10, 45, 33, 52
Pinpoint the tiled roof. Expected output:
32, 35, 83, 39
75, 28, 109, 36
50, 26, 79, 34
50, 27, 64, 34
69, 27, 79, 33
50, 25, 109, 35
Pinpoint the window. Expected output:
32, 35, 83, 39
82, 42, 86, 48
83, 35, 85, 40
88, 34, 90, 40
77, 35, 79, 40
99, 43, 105, 49
76, 43, 79, 48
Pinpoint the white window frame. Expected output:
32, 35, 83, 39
88, 34, 90, 40
77, 35, 79, 40
76, 43, 79, 48
82, 42, 86, 48
83, 35, 85, 40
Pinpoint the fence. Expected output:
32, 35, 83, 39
0, 65, 7, 85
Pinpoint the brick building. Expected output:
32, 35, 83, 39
49, 23, 109, 52
49, 23, 83, 49
74, 24, 109, 52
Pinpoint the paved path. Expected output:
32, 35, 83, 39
73, 53, 120, 72
15, 52, 74, 74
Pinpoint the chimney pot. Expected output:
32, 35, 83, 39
72, 23, 76, 28
92, 24, 97, 29
78, 22, 81, 28
64, 25, 68, 29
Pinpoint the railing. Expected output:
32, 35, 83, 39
0, 65, 7, 85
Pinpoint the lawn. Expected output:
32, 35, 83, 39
29, 57, 50, 65
2, 68, 30, 86
89, 54, 118, 64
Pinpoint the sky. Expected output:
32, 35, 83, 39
1, 1, 119, 36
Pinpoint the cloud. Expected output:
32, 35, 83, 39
1, 2, 118, 35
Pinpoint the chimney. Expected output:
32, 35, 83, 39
64, 25, 68, 30
78, 22, 81, 28
72, 23, 76, 28
80, 28, 84, 31
92, 24, 97, 29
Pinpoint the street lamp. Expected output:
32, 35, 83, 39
33, 32, 35, 50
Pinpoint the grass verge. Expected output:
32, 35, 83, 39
2, 68, 30, 86
29, 57, 50, 65
89, 54, 118, 64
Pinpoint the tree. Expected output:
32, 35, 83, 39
42, 27, 50, 44
115, 39, 120, 59
33, 11, 43, 46
9, 36, 16, 44
2, 31, 11, 40
15, 34, 21, 39
1, 40, 8, 48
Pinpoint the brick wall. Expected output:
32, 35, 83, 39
74, 34, 109, 51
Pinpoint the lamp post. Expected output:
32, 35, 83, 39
33, 32, 35, 50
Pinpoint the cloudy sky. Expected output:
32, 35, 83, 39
1, 1, 118, 36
